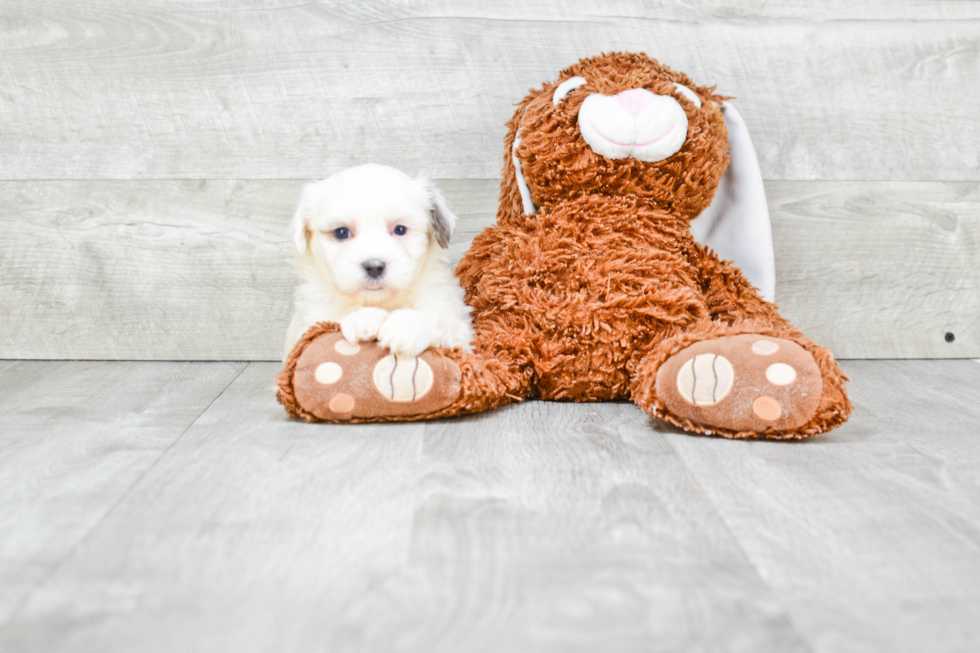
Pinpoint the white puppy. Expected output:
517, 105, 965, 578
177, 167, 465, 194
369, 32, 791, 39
283, 164, 473, 361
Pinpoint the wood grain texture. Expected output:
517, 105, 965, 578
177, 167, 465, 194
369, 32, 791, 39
0, 1, 977, 181
0, 361, 804, 652
769, 181, 980, 359
0, 180, 298, 360
1, 179, 976, 360
667, 359, 980, 652
0, 360, 246, 627
1, 359, 979, 651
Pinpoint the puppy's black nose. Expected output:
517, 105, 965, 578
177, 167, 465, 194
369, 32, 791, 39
362, 260, 386, 279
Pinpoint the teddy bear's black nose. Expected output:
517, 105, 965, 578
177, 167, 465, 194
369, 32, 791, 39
362, 260, 386, 279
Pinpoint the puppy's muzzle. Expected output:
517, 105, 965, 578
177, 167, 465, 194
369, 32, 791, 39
362, 259, 386, 279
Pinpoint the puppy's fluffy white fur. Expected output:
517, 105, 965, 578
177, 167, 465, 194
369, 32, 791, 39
284, 164, 473, 361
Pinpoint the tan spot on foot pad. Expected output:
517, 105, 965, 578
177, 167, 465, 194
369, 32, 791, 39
752, 396, 783, 421
292, 332, 461, 421
656, 334, 823, 433
328, 393, 355, 413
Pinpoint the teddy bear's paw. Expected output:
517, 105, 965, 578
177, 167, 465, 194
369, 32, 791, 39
291, 331, 461, 421
655, 334, 823, 435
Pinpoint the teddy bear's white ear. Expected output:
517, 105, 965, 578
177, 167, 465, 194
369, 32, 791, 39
512, 104, 538, 216
513, 134, 538, 216
690, 102, 776, 303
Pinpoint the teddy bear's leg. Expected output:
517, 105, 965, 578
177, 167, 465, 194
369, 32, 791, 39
629, 244, 851, 438
277, 323, 530, 423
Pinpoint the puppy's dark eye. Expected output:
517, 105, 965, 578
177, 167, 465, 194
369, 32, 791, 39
393, 225, 407, 236
334, 227, 350, 240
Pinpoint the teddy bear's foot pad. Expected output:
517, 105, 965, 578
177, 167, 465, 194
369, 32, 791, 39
292, 332, 461, 421
656, 334, 822, 434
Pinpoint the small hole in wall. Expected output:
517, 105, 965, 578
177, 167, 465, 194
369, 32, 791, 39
945, 332, 955, 343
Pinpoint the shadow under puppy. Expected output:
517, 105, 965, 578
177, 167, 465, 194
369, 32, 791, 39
284, 164, 473, 361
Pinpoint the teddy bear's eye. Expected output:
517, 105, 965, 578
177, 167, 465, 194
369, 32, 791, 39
553, 76, 587, 105
672, 83, 702, 108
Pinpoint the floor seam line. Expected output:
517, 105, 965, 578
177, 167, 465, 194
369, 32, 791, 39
0, 361, 250, 635
661, 432, 817, 653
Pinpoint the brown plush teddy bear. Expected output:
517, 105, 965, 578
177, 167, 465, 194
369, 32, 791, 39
278, 52, 852, 439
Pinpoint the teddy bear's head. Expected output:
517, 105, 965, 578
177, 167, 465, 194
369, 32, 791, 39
501, 52, 731, 222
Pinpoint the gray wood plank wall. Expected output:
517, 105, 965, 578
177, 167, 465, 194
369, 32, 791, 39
1, 1, 977, 360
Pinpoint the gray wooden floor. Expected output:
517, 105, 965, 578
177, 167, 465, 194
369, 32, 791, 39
1, 359, 979, 653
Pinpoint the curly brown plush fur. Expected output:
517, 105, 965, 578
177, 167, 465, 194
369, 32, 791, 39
453, 51, 851, 438
496, 53, 731, 227
280, 51, 851, 438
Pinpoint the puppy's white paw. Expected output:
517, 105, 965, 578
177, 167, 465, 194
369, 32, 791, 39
340, 307, 389, 344
377, 309, 437, 358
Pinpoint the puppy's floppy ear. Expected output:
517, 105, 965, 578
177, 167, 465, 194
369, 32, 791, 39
290, 182, 320, 255
419, 177, 457, 249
